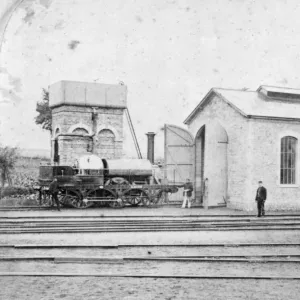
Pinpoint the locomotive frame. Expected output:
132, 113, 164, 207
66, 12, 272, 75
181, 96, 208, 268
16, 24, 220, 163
37, 164, 179, 209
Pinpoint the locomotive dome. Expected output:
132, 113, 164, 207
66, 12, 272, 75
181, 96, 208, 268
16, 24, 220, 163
78, 155, 104, 170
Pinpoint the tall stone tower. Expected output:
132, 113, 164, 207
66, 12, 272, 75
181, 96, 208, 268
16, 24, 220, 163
49, 80, 127, 165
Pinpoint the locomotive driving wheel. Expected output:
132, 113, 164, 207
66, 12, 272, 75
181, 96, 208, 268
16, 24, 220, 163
63, 190, 93, 209
57, 190, 68, 207
86, 188, 121, 208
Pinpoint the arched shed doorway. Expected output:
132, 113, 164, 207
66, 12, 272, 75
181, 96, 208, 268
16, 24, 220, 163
194, 122, 228, 206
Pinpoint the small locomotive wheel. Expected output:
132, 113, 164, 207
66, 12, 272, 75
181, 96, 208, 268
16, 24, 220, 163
108, 198, 124, 208
143, 189, 162, 207
129, 196, 141, 206
142, 195, 152, 207
123, 189, 148, 207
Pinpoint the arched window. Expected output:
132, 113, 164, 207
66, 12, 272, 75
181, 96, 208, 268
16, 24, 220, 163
98, 129, 115, 148
72, 128, 89, 135
280, 136, 297, 184
97, 129, 116, 158
55, 128, 60, 137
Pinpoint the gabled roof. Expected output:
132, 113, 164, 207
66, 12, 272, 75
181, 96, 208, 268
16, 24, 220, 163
184, 85, 300, 125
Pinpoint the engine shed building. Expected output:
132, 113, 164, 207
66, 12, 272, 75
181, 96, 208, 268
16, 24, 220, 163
49, 80, 127, 166
165, 85, 300, 211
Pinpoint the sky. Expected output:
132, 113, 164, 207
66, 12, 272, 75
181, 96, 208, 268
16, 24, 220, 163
0, 0, 300, 158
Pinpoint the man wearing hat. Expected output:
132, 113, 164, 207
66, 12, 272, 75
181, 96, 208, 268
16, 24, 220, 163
182, 178, 193, 208
255, 181, 267, 217
49, 177, 61, 211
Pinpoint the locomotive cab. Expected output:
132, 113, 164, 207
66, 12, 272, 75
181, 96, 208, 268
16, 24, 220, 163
38, 165, 76, 187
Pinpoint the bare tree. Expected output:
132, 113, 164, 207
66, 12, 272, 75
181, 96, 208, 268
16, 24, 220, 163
0, 146, 19, 195
35, 88, 52, 134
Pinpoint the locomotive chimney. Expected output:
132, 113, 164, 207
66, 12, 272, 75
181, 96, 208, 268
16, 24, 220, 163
146, 132, 155, 164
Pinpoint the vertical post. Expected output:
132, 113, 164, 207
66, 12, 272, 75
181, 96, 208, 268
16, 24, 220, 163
163, 125, 168, 203
146, 132, 155, 164
164, 125, 167, 185
173, 168, 175, 185
91, 107, 98, 154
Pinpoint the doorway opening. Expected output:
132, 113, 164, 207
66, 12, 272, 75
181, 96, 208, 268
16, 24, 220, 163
194, 122, 228, 207
54, 139, 59, 163
195, 126, 205, 204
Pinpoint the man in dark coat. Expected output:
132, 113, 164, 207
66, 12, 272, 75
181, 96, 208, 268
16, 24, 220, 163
182, 178, 193, 208
255, 181, 267, 217
49, 178, 60, 211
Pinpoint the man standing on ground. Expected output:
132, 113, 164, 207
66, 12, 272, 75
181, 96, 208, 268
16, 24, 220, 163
49, 178, 61, 211
182, 178, 193, 208
255, 181, 267, 217
203, 178, 209, 209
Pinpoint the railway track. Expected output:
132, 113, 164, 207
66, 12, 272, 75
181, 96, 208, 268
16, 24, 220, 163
2, 212, 300, 284
0, 254, 300, 262
2, 242, 300, 248
1, 215, 300, 233
1, 272, 299, 280
1, 252, 300, 279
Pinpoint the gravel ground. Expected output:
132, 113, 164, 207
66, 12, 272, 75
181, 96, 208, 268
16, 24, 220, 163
2, 208, 300, 299
1, 277, 300, 300
0, 207, 235, 217
2, 206, 298, 218
1, 260, 300, 277
1, 230, 300, 246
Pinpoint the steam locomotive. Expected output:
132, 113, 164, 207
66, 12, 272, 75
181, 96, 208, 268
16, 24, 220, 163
38, 154, 178, 208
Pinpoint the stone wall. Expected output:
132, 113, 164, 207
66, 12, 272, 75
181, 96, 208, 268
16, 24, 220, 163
188, 94, 251, 209
57, 135, 92, 166
52, 106, 93, 135
188, 93, 300, 211
51, 105, 124, 165
247, 118, 300, 211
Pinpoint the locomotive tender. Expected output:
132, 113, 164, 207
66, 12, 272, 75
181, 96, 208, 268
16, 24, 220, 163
38, 154, 178, 208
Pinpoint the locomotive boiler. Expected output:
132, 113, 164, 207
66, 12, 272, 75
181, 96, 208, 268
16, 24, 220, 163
38, 154, 178, 208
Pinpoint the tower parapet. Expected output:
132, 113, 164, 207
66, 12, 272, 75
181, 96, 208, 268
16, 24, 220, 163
50, 80, 127, 165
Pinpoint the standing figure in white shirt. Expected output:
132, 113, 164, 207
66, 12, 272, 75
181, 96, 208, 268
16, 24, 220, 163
182, 178, 193, 208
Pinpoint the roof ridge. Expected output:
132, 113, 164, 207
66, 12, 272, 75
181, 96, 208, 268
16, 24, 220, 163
259, 85, 300, 91
184, 86, 300, 125
213, 87, 256, 92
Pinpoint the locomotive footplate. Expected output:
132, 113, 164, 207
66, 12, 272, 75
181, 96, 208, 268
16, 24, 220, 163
36, 183, 180, 209
82, 184, 179, 207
